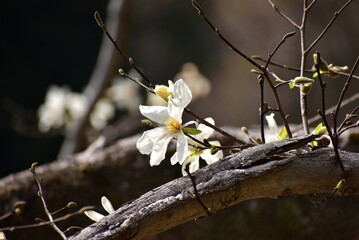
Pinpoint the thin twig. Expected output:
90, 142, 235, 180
306, 0, 353, 54
29, 163, 67, 239
253, 56, 359, 80
185, 168, 213, 216
315, 52, 345, 174
337, 106, 358, 134
95, 10, 247, 146
185, 108, 247, 145
291, 93, 359, 132
0, 206, 93, 232
191, 0, 262, 69
266, 0, 300, 29
94, 11, 155, 89
265, 31, 296, 70
259, 75, 265, 143
299, 0, 310, 135
191, 0, 293, 138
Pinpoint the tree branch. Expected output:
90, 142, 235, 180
69, 135, 359, 240
58, 0, 131, 157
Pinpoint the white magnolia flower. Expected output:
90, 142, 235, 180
84, 196, 115, 222
171, 118, 223, 176
90, 98, 115, 130
66, 92, 88, 122
106, 76, 141, 113
137, 79, 192, 166
0, 231, 6, 240
265, 113, 286, 142
38, 85, 69, 132
173, 62, 211, 100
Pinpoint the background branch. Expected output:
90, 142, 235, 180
58, 0, 130, 157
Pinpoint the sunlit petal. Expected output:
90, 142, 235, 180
139, 105, 169, 124
176, 133, 189, 165
84, 210, 104, 222
101, 196, 115, 214
150, 133, 174, 166
137, 127, 168, 155
173, 79, 192, 109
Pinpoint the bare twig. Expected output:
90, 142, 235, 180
191, 0, 293, 138
253, 56, 359, 80
291, 93, 359, 133
29, 163, 67, 239
258, 75, 265, 143
191, 0, 262, 69
315, 52, 345, 174
0, 206, 93, 232
94, 11, 155, 89
95, 10, 248, 146
266, 0, 300, 29
184, 168, 213, 216
306, 0, 354, 54
265, 31, 296, 70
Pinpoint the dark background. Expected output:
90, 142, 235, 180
1, 0, 359, 239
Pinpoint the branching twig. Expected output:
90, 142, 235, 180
191, 0, 293, 138
191, 0, 262, 69
266, 0, 300, 29
306, 0, 354, 54
95, 10, 248, 146
253, 56, 359, 80
0, 206, 93, 232
315, 52, 345, 174
29, 163, 67, 239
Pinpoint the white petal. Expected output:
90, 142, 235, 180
139, 105, 169, 124
170, 152, 179, 165
176, 133, 189, 165
200, 141, 223, 165
201, 150, 221, 165
137, 127, 168, 154
101, 196, 115, 214
181, 156, 199, 176
167, 97, 183, 122
265, 113, 279, 135
196, 117, 215, 140
150, 133, 174, 166
173, 79, 192, 109
84, 210, 104, 222
0, 231, 6, 240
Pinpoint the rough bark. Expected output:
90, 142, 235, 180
69, 135, 359, 240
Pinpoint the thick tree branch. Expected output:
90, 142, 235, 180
69, 135, 359, 240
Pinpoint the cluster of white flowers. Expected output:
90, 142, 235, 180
137, 79, 223, 175
38, 75, 142, 132
38, 85, 88, 132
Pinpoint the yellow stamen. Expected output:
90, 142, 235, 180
166, 118, 181, 133
155, 86, 174, 101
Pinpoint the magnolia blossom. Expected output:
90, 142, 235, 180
106, 75, 141, 113
84, 196, 115, 222
265, 113, 285, 142
146, 80, 174, 106
90, 98, 115, 130
171, 118, 223, 176
38, 85, 89, 132
137, 79, 192, 166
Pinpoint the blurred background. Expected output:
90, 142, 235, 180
1, 0, 359, 239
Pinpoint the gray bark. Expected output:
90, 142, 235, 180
69, 135, 359, 240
